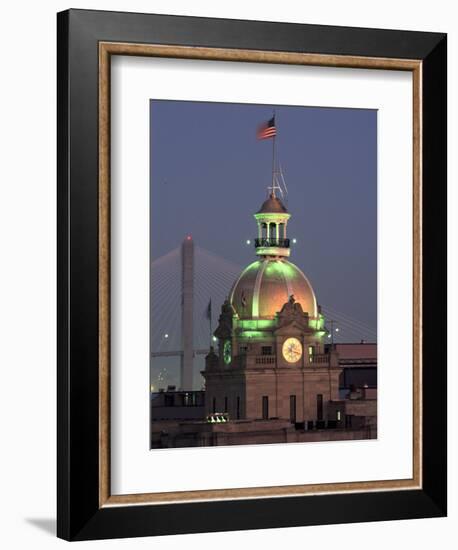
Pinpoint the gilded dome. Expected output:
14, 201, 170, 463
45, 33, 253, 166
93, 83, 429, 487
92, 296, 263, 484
230, 258, 317, 319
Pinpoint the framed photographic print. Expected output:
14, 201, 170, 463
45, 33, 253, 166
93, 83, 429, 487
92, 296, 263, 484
57, 9, 447, 541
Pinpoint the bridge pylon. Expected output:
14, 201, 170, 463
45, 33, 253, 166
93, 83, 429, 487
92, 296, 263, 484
180, 236, 194, 389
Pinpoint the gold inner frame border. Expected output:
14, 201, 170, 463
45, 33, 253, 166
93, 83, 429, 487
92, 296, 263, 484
98, 42, 422, 507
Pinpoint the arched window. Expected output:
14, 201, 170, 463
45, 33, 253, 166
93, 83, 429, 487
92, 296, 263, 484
279, 222, 285, 239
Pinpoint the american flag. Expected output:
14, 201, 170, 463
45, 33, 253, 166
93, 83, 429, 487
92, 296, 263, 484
257, 116, 276, 140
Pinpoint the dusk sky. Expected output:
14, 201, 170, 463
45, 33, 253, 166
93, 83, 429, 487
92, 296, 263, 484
150, 100, 377, 333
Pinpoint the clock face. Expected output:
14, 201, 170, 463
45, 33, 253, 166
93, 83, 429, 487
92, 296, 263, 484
223, 340, 232, 365
282, 337, 303, 363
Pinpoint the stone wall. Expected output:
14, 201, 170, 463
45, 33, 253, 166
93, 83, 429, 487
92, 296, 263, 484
204, 365, 342, 423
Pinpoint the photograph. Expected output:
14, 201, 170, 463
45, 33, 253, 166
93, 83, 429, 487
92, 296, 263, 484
149, 100, 378, 449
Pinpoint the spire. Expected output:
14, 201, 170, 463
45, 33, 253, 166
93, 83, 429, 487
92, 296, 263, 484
255, 112, 291, 257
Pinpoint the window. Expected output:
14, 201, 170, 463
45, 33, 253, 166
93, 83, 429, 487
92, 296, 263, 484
262, 396, 269, 420
239, 346, 248, 355
261, 346, 272, 355
224, 396, 228, 412
290, 395, 297, 423
316, 394, 323, 420
308, 345, 314, 363
236, 396, 240, 420
269, 222, 276, 240
212, 397, 216, 413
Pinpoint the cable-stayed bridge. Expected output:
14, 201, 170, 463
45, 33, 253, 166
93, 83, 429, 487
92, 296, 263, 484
150, 238, 377, 391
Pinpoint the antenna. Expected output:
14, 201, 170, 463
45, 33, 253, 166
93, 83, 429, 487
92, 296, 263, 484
268, 163, 288, 202
270, 172, 283, 197
267, 173, 283, 197
278, 163, 288, 196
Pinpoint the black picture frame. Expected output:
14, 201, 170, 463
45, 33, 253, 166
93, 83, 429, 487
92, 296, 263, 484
57, 8, 447, 541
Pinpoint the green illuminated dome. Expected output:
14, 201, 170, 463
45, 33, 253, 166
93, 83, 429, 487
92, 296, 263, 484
230, 258, 318, 320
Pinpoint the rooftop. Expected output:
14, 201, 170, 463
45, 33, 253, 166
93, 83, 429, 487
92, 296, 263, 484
257, 193, 288, 214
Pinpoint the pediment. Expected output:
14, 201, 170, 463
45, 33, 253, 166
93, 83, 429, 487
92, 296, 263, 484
274, 320, 307, 336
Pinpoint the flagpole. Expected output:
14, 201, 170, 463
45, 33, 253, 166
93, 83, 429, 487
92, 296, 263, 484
271, 111, 276, 194
209, 300, 212, 348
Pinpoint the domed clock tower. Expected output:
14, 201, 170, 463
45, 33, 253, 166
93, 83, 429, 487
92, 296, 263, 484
203, 192, 341, 425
